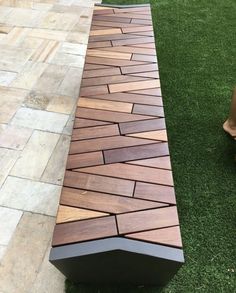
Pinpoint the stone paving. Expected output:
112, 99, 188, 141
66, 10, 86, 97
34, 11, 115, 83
0, 1, 101, 292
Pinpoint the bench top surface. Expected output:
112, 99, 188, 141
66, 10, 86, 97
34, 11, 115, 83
52, 5, 182, 251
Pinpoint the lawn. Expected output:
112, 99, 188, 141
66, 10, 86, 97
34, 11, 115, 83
66, 0, 236, 292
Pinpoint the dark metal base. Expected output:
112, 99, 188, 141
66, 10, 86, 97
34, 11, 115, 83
50, 238, 184, 285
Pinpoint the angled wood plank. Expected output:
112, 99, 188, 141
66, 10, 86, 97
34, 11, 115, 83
67, 152, 104, 169
109, 79, 160, 93
129, 156, 172, 170
119, 118, 166, 134
128, 130, 168, 141
74, 118, 112, 129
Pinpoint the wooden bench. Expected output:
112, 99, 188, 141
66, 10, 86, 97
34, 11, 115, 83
50, 4, 184, 285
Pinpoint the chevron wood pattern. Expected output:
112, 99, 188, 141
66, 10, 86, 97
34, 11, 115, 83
52, 5, 183, 251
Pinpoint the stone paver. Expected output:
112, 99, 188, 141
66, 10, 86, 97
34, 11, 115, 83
0, 0, 101, 291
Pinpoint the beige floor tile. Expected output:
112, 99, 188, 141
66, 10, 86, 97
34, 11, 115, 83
11, 61, 47, 90
19, 36, 44, 49
0, 27, 31, 47
29, 28, 68, 41
0, 124, 32, 150
4, 7, 42, 27
23, 91, 51, 110
0, 245, 7, 261
59, 41, 87, 56
0, 70, 17, 86
46, 95, 77, 114
0, 206, 22, 246
41, 134, 70, 185
34, 64, 68, 94
0, 148, 19, 187
38, 11, 78, 31
0, 86, 28, 123
0, 177, 61, 216
58, 67, 83, 97
0, 45, 33, 72
0, 7, 13, 20
30, 245, 65, 293
51, 52, 85, 68
0, 212, 55, 293
11, 107, 69, 133
66, 31, 89, 44
29, 39, 60, 62
10, 130, 60, 180
62, 109, 75, 135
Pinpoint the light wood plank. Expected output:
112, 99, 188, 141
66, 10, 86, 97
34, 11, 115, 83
128, 130, 168, 141
90, 28, 122, 36
87, 49, 131, 60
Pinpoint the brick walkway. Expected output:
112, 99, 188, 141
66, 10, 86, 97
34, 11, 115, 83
0, 1, 100, 292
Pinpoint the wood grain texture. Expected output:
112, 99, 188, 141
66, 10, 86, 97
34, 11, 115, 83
52, 216, 117, 246
60, 187, 167, 214
51, 5, 182, 251
117, 206, 179, 234
56, 205, 108, 224
126, 226, 182, 248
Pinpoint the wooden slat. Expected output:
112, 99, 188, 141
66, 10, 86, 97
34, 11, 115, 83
77, 163, 174, 186
85, 56, 145, 67
117, 206, 179, 234
83, 67, 121, 78
104, 142, 169, 164
112, 37, 154, 46
69, 136, 156, 155
67, 152, 104, 169
86, 49, 132, 60
132, 104, 164, 117
56, 205, 108, 224
80, 85, 108, 96
98, 45, 156, 55
119, 118, 166, 134
134, 182, 176, 204
64, 170, 135, 197
109, 79, 160, 93
128, 130, 168, 141
78, 97, 133, 113
52, 216, 118, 246
121, 63, 158, 74
60, 187, 167, 214
129, 156, 172, 170
90, 28, 122, 36
88, 93, 163, 106
126, 226, 182, 248
72, 124, 120, 141
73, 118, 111, 129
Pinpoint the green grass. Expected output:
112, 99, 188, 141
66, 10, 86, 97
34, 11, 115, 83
66, 0, 236, 292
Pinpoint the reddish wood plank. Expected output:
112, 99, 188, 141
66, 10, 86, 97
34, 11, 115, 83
87, 41, 112, 49
126, 226, 182, 248
74, 118, 111, 129
98, 45, 156, 55
130, 88, 162, 96
112, 37, 154, 46
128, 130, 168, 141
71, 124, 119, 141
75, 107, 155, 123
130, 71, 159, 78
60, 187, 167, 214
84, 64, 112, 70
122, 26, 153, 33
129, 156, 172, 170
119, 118, 166, 134
121, 63, 158, 74
52, 216, 117, 246
92, 20, 141, 28
93, 15, 132, 23
64, 170, 135, 197
134, 182, 176, 204
104, 142, 169, 164
131, 19, 152, 25
117, 206, 179, 234
67, 152, 104, 169
89, 33, 142, 42
85, 56, 145, 67
90, 28, 122, 36
130, 31, 154, 37
78, 163, 174, 186
104, 13, 151, 20
80, 85, 108, 96
109, 79, 160, 93
81, 75, 150, 87
88, 93, 163, 106
133, 104, 164, 117
83, 67, 121, 78
69, 136, 156, 155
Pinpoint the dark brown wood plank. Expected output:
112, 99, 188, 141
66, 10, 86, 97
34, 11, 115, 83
74, 118, 111, 129
64, 170, 135, 197
80, 85, 108, 96
69, 136, 156, 155
71, 124, 119, 141
134, 182, 176, 204
75, 107, 156, 123
117, 206, 179, 234
104, 142, 169, 164
81, 75, 150, 87
83, 67, 121, 78
126, 226, 182, 248
78, 163, 174, 186
52, 216, 117, 246
112, 37, 154, 46
60, 187, 167, 214
88, 93, 163, 106
133, 104, 164, 117
121, 63, 158, 74
87, 41, 112, 49
67, 152, 104, 169
119, 118, 166, 134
